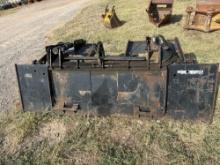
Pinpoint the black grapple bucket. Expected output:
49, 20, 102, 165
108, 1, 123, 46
15, 37, 219, 122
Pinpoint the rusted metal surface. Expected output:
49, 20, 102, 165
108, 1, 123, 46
146, 0, 173, 27
184, 0, 220, 32
15, 36, 220, 122
101, 6, 123, 29
51, 70, 167, 118
197, 0, 220, 12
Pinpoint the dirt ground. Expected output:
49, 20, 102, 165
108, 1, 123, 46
0, 0, 90, 111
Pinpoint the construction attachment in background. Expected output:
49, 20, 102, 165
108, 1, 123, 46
101, 5, 123, 28
146, 0, 173, 27
184, 0, 220, 32
15, 36, 219, 123
0, 0, 44, 10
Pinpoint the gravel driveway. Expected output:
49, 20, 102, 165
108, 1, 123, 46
0, 0, 90, 111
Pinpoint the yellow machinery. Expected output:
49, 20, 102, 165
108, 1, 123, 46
101, 6, 123, 28
184, 0, 220, 32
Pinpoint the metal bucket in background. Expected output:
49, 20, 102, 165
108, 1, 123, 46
184, 0, 220, 32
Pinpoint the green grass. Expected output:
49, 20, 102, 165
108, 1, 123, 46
0, 0, 220, 164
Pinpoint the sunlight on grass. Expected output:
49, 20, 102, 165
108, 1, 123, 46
49, 0, 220, 64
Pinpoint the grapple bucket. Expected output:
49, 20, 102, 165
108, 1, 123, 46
101, 6, 123, 28
15, 36, 219, 122
146, 0, 173, 27
184, 0, 220, 32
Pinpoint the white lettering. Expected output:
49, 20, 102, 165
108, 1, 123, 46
177, 70, 204, 75
24, 73, 32, 78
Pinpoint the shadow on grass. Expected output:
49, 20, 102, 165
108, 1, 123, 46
171, 14, 183, 24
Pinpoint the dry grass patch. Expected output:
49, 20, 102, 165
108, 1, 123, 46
39, 119, 67, 146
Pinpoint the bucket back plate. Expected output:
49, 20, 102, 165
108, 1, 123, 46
52, 70, 167, 118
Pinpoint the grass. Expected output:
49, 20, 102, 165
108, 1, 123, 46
1, 109, 220, 164
0, 0, 220, 164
